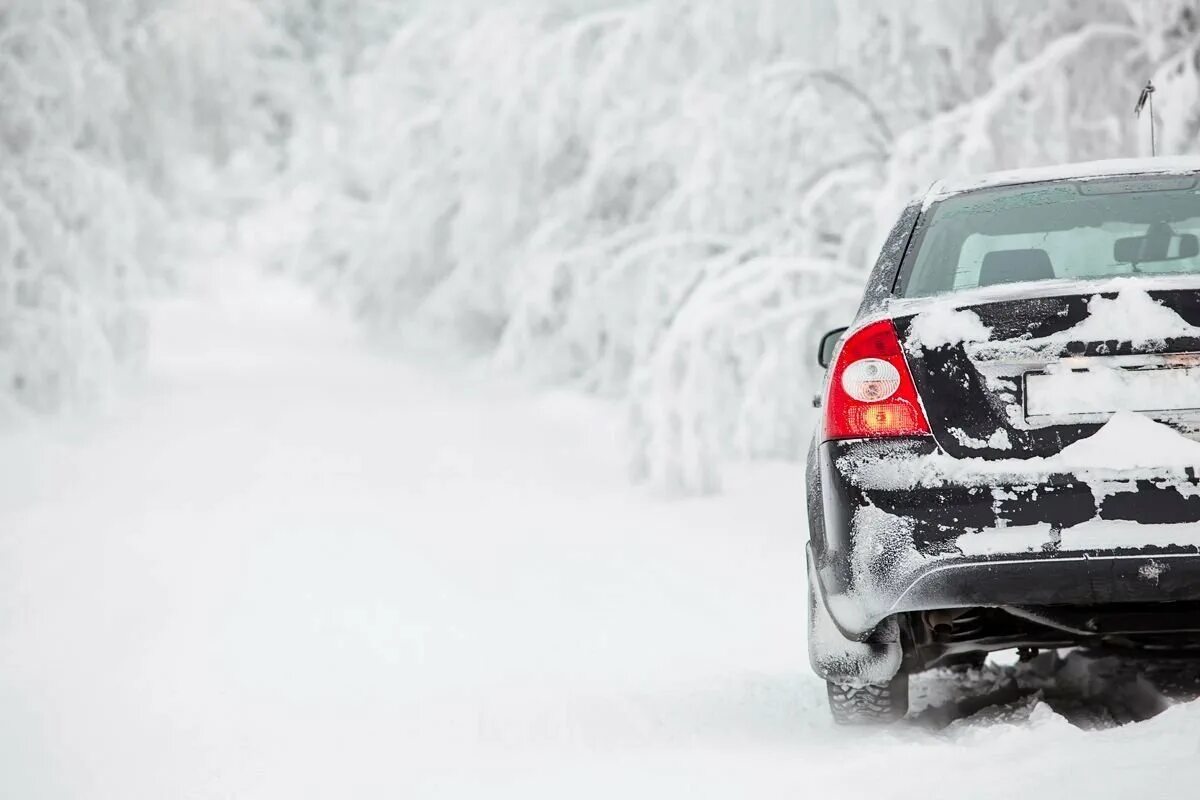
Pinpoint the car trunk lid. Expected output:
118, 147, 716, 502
891, 282, 1200, 459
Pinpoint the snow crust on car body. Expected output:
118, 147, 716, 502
956, 520, 1200, 557
890, 275, 1200, 320
812, 414, 1200, 641
924, 155, 1200, 207
962, 289, 1200, 363
889, 286, 1200, 437
843, 412, 1200, 492
889, 279, 1200, 334
950, 427, 1012, 451
904, 306, 991, 354
807, 551, 902, 686
818, 504, 1200, 644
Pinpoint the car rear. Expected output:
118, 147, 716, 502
808, 165, 1200, 721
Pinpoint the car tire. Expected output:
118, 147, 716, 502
826, 673, 909, 725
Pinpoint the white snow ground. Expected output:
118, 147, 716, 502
2, 265, 1200, 799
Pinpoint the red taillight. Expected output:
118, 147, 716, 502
823, 319, 931, 441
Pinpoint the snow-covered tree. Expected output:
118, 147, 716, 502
16, 0, 1200, 492
0, 0, 154, 417
276, 0, 1193, 492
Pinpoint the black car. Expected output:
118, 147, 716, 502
807, 158, 1200, 724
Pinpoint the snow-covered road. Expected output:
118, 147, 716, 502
2, 270, 1199, 799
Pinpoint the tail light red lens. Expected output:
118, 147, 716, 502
823, 319, 931, 441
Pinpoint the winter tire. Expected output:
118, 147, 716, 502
826, 673, 909, 725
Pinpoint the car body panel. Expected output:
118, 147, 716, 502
810, 438, 1200, 639
891, 285, 1200, 460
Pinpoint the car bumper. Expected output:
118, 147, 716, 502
811, 438, 1200, 637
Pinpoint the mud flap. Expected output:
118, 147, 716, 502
807, 548, 903, 685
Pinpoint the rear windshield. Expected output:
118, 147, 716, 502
896, 174, 1200, 297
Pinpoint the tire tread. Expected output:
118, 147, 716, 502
827, 675, 909, 725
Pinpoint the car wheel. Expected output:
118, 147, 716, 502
826, 673, 909, 725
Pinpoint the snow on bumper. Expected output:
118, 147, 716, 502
812, 437, 1200, 638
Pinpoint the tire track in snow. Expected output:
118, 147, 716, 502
912, 650, 1198, 732
2, 266, 1200, 798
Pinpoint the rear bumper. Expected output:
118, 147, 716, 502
810, 438, 1200, 637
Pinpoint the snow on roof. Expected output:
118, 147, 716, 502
928, 155, 1200, 202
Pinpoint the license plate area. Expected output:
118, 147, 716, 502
1024, 363, 1200, 419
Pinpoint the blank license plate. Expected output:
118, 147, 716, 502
1025, 366, 1200, 417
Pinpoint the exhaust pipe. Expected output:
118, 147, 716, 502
925, 609, 971, 636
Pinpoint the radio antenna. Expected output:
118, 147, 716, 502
1135, 80, 1157, 156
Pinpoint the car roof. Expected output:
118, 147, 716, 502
925, 155, 1200, 205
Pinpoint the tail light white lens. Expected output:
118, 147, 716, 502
840, 358, 901, 402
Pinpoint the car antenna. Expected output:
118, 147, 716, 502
1135, 79, 1157, 156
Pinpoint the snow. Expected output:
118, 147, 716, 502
1139, 560, 1169, 584
1026, 365, 1200, 417
891, 273, 1200, 317
848, 412, 1200, 491
951, 427, 1012, 450
1059, 290, 1200, 346
904, 306, 992, 353
929, 155, 1200, 200
1059, 521, 1200, 551
17, 3, 1200, 791
5, 266, 1200, 797
956, 524, 1056, 557
846, 504, 927, 632
1055, 411, 1200, 470
905, 289, 1200, 363
956, 520, 1200, 556
808, 572, 902, 686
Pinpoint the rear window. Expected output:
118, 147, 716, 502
896, 174, 1200, 297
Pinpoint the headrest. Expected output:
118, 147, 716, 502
979, 249, 1055, 287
